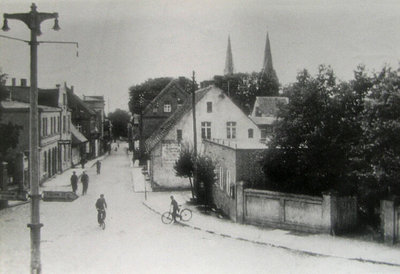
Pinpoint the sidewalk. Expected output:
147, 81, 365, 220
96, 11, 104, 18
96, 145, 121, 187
142, 190, 400, 267
7, 154, 107, 208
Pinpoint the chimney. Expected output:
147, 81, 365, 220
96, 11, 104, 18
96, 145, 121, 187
71, 85, 74, 93
20, 79, 27, 87
12, 78, 16, 86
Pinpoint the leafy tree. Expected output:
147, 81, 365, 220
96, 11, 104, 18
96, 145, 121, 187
174, 145, 195, 199
213, 71, 280, 115
108, 109, 131, 138
174, 145, 216, 204
262, 65, 366, 196
195, 155, 216, 206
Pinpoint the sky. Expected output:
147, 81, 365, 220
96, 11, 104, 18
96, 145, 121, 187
1, 0, 400, 113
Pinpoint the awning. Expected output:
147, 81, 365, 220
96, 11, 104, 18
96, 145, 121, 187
71, 124, 88, 144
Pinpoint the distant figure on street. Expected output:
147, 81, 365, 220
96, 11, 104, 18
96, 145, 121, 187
170, 195, 179, 223
80, 157, 86, 168
70, 171, 78, 194
80, 171, 89, 196
96, 160, 101, 174
95, 194, 107, 225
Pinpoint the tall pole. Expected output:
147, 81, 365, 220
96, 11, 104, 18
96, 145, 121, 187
191, 71, 197, 197
2, 4, 60, 273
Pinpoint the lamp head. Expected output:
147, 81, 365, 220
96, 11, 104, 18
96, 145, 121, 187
52, 18, 60, 31
2, 18, 10, 32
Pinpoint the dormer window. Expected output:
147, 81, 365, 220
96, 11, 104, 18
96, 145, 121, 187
177, 98, 183, 107
207, 102, 212, 113
164, 102, 171, 113
153, 103, 158, 113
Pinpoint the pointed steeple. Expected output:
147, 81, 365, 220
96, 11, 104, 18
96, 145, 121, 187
224, 35, 234, 76
261, 32, 278, 83
262, 32, 274, 74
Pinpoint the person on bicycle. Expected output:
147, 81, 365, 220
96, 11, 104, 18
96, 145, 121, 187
95, 194, 107, 225
170, 195, 179, 223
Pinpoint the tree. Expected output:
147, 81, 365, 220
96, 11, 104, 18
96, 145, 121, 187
108, 109, 131, 138
262, 65, 366, 196
174, 146, 216, 204
213, 71, 280, 115
173, 145, 195, 199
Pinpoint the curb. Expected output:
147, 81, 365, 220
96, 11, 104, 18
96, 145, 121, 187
142, 201, 400, 268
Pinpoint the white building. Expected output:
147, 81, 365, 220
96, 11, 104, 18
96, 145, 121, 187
145, 85, 263, 189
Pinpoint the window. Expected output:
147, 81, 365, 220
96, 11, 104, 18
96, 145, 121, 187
248, 128, 254, 138
68, 115, 70, 133
63, 94, 66, 106
63, 116, 66, 133
42, 118, 45, 136
219, 167, 223, 189
226, 122, 236, 139
57, 117, 60, 133
45, 118, 48, 136
201, 122, 211, 139
207, 102, 212, 113
177, 98, 183, 107
44, 151, 47, 172
164, 103, 171, 113
152, 103, 158, 113
177, 129, 182, 141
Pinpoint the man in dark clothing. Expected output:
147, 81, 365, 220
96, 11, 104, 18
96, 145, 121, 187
95, 194, 107, 225
80, 171, 89, 196
70, 171, 78, 194
96, 160, 101, 175
170, 195, 179, 223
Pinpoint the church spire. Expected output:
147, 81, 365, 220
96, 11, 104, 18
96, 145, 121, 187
262, 32, 274, 75
224, 35, 234, 76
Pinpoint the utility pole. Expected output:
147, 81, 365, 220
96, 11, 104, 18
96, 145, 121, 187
2, 4, 60, 274
191, 71, 197, 198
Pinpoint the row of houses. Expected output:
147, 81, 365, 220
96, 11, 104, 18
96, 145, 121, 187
0, 78, 111, 186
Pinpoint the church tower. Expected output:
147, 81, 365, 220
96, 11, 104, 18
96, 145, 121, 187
224, 35, 234, 76
262, 32, 278, 81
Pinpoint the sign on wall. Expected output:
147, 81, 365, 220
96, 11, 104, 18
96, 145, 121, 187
161, 141, 181, 164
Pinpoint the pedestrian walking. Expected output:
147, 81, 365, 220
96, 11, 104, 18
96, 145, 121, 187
80, 171, 89, 196
96, 160, 101, 175
70, 171, 78, 194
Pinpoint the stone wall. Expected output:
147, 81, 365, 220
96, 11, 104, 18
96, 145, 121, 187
212, 181, 358, 234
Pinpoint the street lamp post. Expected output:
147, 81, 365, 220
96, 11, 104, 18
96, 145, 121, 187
2, 3, 60, 274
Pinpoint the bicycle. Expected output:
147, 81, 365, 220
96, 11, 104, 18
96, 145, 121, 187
161, 206, 192, 224
97, 209, 106, 230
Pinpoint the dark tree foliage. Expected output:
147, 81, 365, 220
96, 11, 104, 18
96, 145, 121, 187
262, 65, 366, 196
195, 155, 216, 206
128, 76, 195, 115
174, 145, 194, 198
108, 109, 131, 138
174, 146, 216, 204
213, 71, 280, 115
128, 77, 173, 115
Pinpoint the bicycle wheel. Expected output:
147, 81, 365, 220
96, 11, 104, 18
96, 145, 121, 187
180, 208, 192, 221
161, 212, 173, 224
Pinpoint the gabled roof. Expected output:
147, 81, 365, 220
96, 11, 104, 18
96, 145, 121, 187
251, 96, 288, 117
143, 79, 188, 114
66, 87, 96, 116
145, 86, 212, 151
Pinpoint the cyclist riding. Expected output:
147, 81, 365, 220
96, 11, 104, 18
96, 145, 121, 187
95, 194, 107, 227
